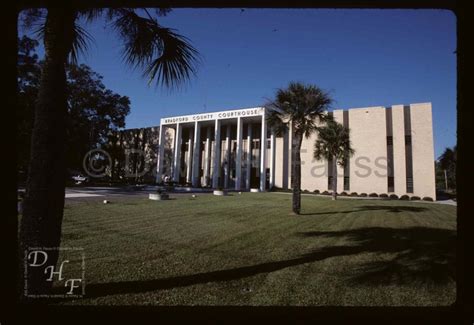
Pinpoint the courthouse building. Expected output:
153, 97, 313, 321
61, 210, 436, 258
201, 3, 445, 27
154, 102, 436, 199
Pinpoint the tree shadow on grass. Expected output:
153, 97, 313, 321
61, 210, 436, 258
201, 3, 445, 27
84, 226, 455, 299
299, 205, 428, 216
298, 227, 456, 286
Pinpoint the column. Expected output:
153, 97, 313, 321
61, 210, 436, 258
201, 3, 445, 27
224, 125, 231, 189
288, 121, 293, 188
260, 114, 267, 191
269, 129, 276, 189
186, 127, 193, 184
246, 123, 252, 189
192, 121, 201, 187
156, 125, 166, 183
204, 127, 211, 186
173, 123, 182, 182
212, 119, 221, 188
235, 117, 243, 190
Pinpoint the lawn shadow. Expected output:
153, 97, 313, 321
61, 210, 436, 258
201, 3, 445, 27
84, 226, 455, 299
300, 205, 428, 216
298, 227, 456, 286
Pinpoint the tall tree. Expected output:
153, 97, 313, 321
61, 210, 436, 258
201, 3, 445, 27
18, 38, 132, 176
437, 145, 457, 191
19, 8, 199, 296
65, 64, 131, 171
313, 119, 354, 200
266, 82, 332, 214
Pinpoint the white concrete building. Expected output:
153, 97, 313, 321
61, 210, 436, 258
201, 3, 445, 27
155, 103, 436, 199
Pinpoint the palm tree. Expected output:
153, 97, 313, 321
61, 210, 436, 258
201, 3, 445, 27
266, 82, 333, 214
19, 8, 199, 296
313, 119, 354, 200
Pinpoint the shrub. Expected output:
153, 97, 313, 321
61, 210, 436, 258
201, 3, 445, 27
350, 192, 358, 197
340, 192, 348, 196
303, 189, 309, 193
322, 191, 330, 195
313, 190, 320, 194
369, 193, 378, 197
389, 194, 399, 200
359, 193, 367, 197
422, 196, 434, 201
379, 193, 388, 198
400, 195, 410, 200
410, 196, 421, 201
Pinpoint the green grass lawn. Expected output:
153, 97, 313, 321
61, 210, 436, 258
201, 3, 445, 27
57, 193, 456, 306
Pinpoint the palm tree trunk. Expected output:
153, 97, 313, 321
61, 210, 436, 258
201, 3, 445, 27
291, 130, 303, 214
332, 157, 337, 200
20, 8, 77, 298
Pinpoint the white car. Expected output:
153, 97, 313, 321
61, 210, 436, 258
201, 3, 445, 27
71, 174, 89, 184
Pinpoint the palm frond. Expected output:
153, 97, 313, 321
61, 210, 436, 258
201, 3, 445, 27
32, 14, 93, 65
78, 9, 105, 23
19, 9, 46, 32
111, 9, 200, 89
265, 109, 287, 137
69, 23, 94, 65
154, 8, 172, 16
313, 119, 354, 165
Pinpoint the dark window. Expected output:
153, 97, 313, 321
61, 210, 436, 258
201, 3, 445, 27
407, 177, 414, 193
388, 176, 394, 192
387, 136, 393, 146
267, 139, 271, 149
405, 135, 412, 145
344, 177, 350, 191
328, 176, 333, 190
253, 140, 260, 150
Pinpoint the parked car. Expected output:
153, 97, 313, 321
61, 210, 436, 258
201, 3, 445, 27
70, 172, 89, 185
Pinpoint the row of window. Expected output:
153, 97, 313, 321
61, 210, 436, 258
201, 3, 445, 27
327, 177, 351, 191
327, 176, 413, 194
386, 135, 411, 146
386, 135, 413, 193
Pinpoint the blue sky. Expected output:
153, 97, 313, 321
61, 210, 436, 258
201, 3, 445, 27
19, 9, 456, 158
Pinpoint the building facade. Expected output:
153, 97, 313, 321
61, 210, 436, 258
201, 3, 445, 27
154, 103, 436, 199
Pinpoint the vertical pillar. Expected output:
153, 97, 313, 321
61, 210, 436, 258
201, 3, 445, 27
260, 114, 267, 191
246, 123, 252, 190
288, 121, 293, 187
192, 121, 201, 187
235, 117, 243, 190
204, 127, 211, 186
270, 129, 276, 189
173, 123, 182, 183
224, 125, 231, 189
156, 125, 166, 183
186, 127, 193, 184
212, 119, 221, 188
